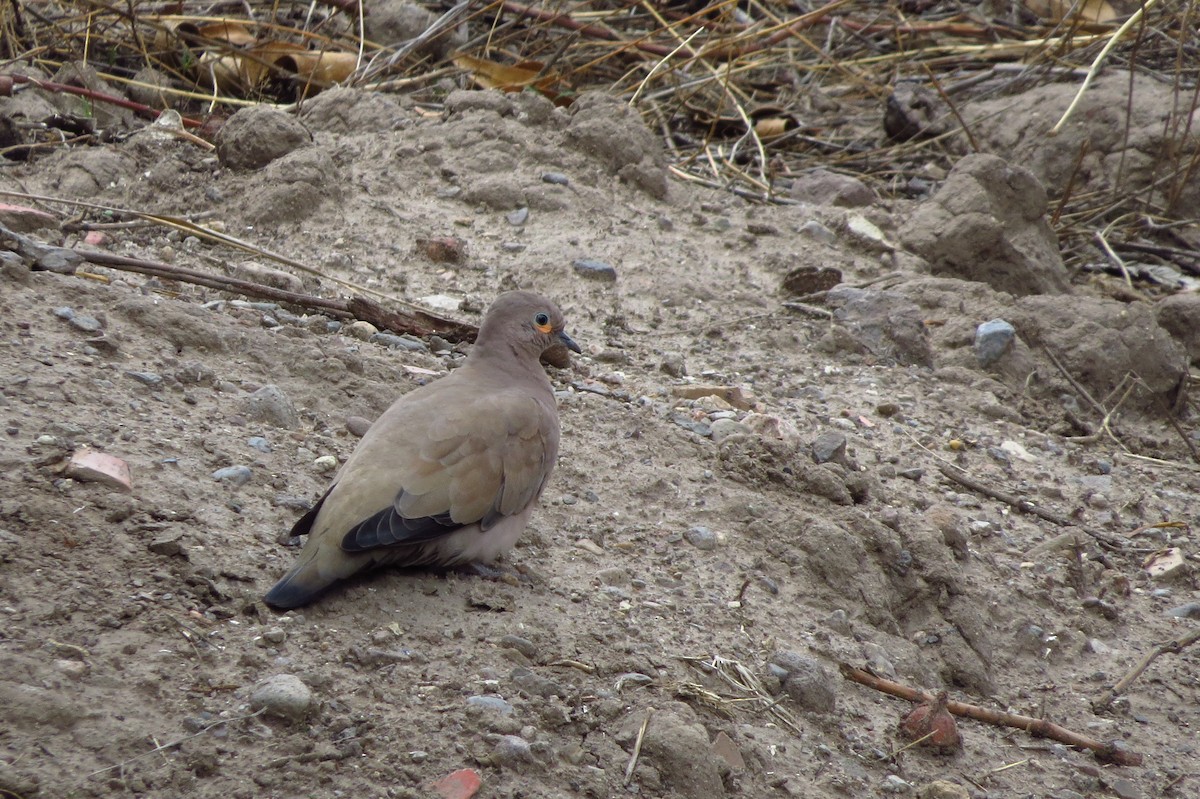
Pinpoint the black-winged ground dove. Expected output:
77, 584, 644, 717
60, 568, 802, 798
264, 291, 580, 608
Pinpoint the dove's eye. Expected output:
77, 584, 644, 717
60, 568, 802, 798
533, 312, 552, 332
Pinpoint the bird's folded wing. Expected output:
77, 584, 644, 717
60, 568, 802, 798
339, 391, 555, 553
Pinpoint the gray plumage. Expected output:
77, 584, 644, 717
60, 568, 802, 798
264, 291, 579, 609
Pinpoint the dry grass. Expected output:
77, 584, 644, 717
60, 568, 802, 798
3, 0, 1198, 275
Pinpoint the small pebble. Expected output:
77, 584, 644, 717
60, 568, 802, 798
346, 321, 378, 340
709, 418, 749, 443
974, 318, 1016, 367
882, 775, 913, 794
466, 696, 514, 715
684, 526, 719, 551
249, 674, 312, 721
491, 735, 535, 768
125, 371, 163, 387
506, 207, 529, 226
247, 436, 272, 453
541, 172, 569, 185
811, 431, 847, 464
1165, 602, 1200, 619
346, 416, 373, 437
572, 259, 617, 282
370, 332, 429, 352
212, 465, 253, 486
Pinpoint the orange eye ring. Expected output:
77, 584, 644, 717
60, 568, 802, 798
533, 311, 553, 333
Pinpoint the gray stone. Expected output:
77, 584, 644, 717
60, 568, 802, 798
247, 436, 272, 453
467, 695, 514, 715
974, 318, 1016, 367
70, 314, 103, 333
789, 168, 876, 207
684, 526, 719, 551
243, 384, 299, 429
811, 431, 847, 464
708, 417, 749, 443
572, 259, 617, 282
125, 371, 163, 387
369, 332, 428, 352
211, 465, 253, 486
1165, 602, 1200, 619
772, 651, 837, 713
346, 416, 373, 437
249, 674, 312, 721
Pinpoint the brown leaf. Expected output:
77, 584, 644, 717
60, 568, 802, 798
451, 53, 572, 106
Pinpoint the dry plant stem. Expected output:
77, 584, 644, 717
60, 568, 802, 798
1050, 0, 1159, 135
1094, 229, 1133, 288
921, 63, 978, 152
5, 73, 203, 128
936, 463, 1125, 551
624, 710, 652, 784
1094, 628, 1200, 711
85, 709, 266, 779
839, 664, 1143, 767
71, 248, 479, 341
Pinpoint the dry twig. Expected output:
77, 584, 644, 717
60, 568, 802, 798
840, 664, 1143, 767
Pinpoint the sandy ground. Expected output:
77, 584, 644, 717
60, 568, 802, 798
1, 75, 1199, 799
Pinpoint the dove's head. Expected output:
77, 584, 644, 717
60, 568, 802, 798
475, 291, 581, 363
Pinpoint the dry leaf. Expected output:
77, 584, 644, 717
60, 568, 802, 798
1024, 0, 1121, 24
451, 53, 572, 105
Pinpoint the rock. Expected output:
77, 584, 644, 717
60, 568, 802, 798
771, 652, 837, 713
249, 674, 312, 721
633, 709, 725, 799
346, 416, 373, 437
0, 202, 58, 233
65, 449, 132, 493
346, 321, 378, 340
216, 106, 312, 170
125, 371, 163, 387
370, 332, 429, 351
826, 287, 932, 366
1165, 602, 1200, 619
1110, 778, 1140, 799
709, 731, 745, 771
789, 168, 876, 207
900, 153, 1070, 296
811, 431, 847, 465
247, 436, 272, 453
708, 417, 750, 443
542, 172, 569, 185
1156, 292, 1200, 367
918, 780, 970, 799
974, 318, 1016, 367
313, 455, 338, 472
743, 413, 801, 446
659, 352, 687, 377
1144, 548, 1187, 581
882, 775, 914, 794
684, 526, 720, 551
148, 531, 185, 556
491, 735, 536, 768
467, 695, 515, 716
572, 258, 617, 282
243, 384, 299, 429
211, 465, 253, 486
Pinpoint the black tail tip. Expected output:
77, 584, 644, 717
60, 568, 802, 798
263, 579, 321, 610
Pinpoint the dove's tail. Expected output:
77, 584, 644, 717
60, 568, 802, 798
264, 539, 369, 609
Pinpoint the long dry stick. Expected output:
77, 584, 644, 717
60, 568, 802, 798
840, 664, 1143, 767
935, 463, 1126, 551
72, 248, 478, 340
1093, 628, 1200, 711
